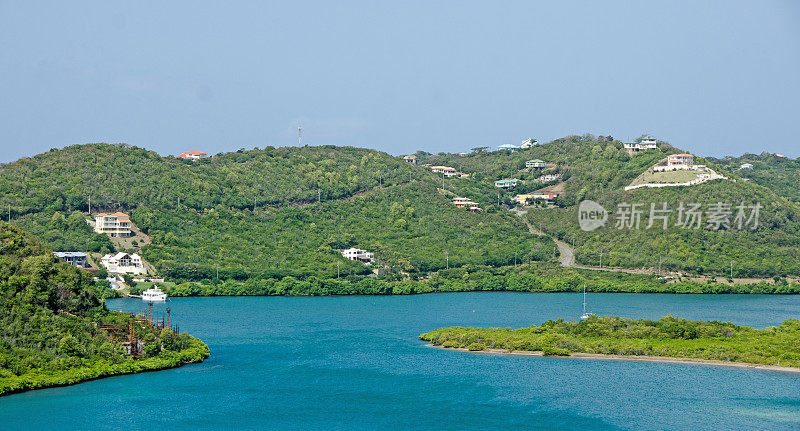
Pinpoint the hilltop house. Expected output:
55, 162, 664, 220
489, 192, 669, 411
403, 155, 418, 165
520, 139, 538, 149
430, 166, 459, 177
341, 248, 374, 264
739, 163, 753, 169
53, 252, 88, 268
653, 154, 695, 172
526, 159, 546, 169
177, 150, 209, 160
101, 252, 147, 275
494, 179, 519, 188
94, 212, 132, 237
452, 197, 481, 211
498, 143, 520, 151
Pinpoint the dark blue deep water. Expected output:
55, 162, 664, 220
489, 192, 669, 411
2, 293, 800, 430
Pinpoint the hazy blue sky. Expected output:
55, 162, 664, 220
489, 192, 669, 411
1, 1, 798, 162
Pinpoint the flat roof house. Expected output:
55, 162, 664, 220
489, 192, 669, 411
520, 139, 538, 149
494, 179, 519, 188
94, 212, 132, 237
53, 252, 88, 268
740, 163, 753, 169
526, 159, 546, 169
452, 197, 480, 211
341, 248, 375, 264
177, 150, 210, 160
430, 166, 459, 177
667, 153, 694, 167
101, 252, 147, 275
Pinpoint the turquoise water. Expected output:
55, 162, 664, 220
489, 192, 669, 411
2, 293, 800, 430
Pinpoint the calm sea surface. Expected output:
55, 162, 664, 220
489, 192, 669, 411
2, 293, 800, 430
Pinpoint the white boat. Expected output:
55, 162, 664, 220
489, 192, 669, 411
142, 286, 167, 302
580, 284, 594, 320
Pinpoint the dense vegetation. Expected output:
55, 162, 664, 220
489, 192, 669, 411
143, 262, 800, 297
420, 316, 800, 367
709, 152, 800, 204
0, 223, 208, 396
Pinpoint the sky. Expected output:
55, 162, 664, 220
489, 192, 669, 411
1, 1, 799, 163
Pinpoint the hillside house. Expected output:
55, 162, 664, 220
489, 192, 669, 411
520, 139, 538, 149
498, 143, 520, 151
101, 252, 147, 275
94, 212, 132, 237
452, 197, 481, 211
177, 150, 209, 160
494, 179, 519, 188
640, 135, 658, 147
403, 155, 418, 165
653, 154, 695, 172
739, 163, 753, 169
53, 252, 88, 268
341, 248, 375, 264
526, 159, 546, 169
534, 173, 562, 183
430, 166, 459, 177
514, 192, 559, 205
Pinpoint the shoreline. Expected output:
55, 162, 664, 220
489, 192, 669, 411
427, 345, 800, 373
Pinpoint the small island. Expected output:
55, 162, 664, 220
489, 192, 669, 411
420, 316, 800, 371
0, 224, 209, 396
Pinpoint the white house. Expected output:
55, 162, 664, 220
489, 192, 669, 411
498, 143, 520, 151
520, 139, 538, 149
403, 155, 418, 165
177, 150, 210, 160
739, 163, 753, 169
94, 212, 132, 237
494, 179, 519, 188
653, 154, 695, 172
430, 166, 459, 177
526, 159, 546, 169
534, 173, 562, 183
101, 252, 147, 275
640, 135, 658, 148
341, 248, 375, 264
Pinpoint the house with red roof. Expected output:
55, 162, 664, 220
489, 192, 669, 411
94, 212, 133, 237
177, 150, 210, 160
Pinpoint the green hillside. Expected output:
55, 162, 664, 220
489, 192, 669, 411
421, 135, 800, 277
0, 144, 553, 281
709, 153, 800, 204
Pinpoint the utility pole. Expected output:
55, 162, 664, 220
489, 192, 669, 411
599, 251, 603, 268
88, 196, 91, 214
442, 172, 445, 190
318, 189, 321, 203
445, 251, 449, 269
337, 262, 340, 279
298, 125, 302, 147
7, 204, 10, 222
514, 250, 517, 268
731, 261, 734, 279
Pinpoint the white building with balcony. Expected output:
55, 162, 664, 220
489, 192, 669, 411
94, 212, 133, 237
101, 252, 147, 275
341, 248, 375, 264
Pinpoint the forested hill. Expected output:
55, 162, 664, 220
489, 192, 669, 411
420, 135, 800, 277
0, 144, 553, 281
0, 143, 417, 213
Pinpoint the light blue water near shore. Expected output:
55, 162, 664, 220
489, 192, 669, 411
2, 293, 800, 430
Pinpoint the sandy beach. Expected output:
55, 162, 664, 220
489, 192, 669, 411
428, 345, 800, 373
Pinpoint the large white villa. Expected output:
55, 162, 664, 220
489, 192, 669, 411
101, 252, 147, 275
94, 212, 132, 237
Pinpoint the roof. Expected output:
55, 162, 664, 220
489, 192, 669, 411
54, 252, 86, 258
527, 159, 545, 163
498, 144, 519, 149
403, 155, 417, 159
96, 212, 129, 218
669, 153, 693, 157
182, 150, 208, 155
